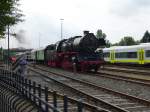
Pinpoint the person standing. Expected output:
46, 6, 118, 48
72, 56, 77, 74
19, 56, 27, 76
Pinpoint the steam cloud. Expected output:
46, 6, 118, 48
15, 30, 27, 44
15, 29, 31, 48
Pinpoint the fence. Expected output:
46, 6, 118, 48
0, 69, 86, 112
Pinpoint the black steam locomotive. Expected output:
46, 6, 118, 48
28, 31, 106, 72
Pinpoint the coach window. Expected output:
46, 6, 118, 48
115, 53, 120, 58
115, 52, 126, 58
146, 50, 150, 57
115, 53, 119, 58
127, 52, 137, 58
104, 52, 109, 58
121, 52, 127, 58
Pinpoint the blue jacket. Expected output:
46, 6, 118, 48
19, 59, 27, 65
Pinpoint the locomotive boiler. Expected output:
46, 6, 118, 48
56, 31, 105, 53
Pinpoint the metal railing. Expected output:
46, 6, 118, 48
0, 69, 86, 112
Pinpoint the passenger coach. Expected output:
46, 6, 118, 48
103, 43, 150, 65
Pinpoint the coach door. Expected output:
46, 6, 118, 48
141, 49, 144, 64
110, 51, 115, 63
138, 49, 144, 64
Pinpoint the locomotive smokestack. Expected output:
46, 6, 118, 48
83, 31, 89, 36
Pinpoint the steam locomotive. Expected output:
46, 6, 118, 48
27, 31, 106, 72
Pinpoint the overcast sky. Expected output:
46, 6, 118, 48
1, 0, 150, 49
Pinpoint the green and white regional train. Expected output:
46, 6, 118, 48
103, 43, 150, 65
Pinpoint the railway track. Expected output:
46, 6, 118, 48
104, 64, 150, 71
28, 67, 108, 112
28, 65, 150, 112
96, 71, 150, 86
94, 72, 150, 87
33, 89, 104, 112
103, 65, 150, 75
99, 66, 150, 83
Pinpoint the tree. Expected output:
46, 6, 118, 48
96, 29, 111, 47
0, 0, 23, 38
118, 36, 137, 46
105, 40, 111, 47
140, 30, 150, 43
96, 29, 106, 39
112, 43, 119, 46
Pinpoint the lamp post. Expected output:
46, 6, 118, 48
60, 19, 64, 40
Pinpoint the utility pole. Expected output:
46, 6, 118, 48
7, 25, 10, 65
60, 19, 64, 40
